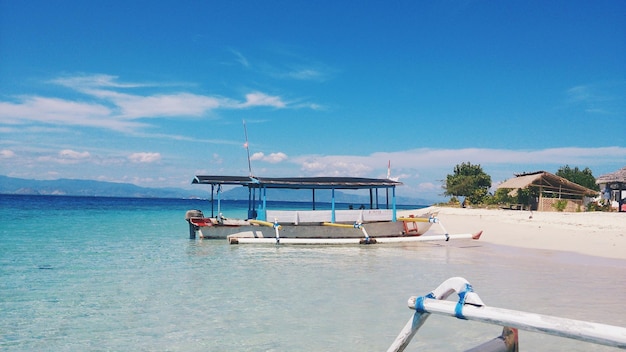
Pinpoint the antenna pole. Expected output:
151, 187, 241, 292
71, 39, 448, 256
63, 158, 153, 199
243, 120, 252, 177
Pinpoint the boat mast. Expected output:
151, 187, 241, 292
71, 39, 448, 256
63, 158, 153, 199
243, 120, 253, 177
243, 120, 258, 219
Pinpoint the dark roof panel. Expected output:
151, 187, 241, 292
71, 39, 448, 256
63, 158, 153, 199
192, 175, 254, 185
192, 175, 402, 189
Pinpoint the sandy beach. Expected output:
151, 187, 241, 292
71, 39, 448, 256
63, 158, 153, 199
410, 206, 626, 260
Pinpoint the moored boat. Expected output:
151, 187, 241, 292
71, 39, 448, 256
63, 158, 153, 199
185, 175, 481, 245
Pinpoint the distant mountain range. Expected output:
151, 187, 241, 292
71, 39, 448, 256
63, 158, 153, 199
0, 175, 202, 199
0, 175, 433, 205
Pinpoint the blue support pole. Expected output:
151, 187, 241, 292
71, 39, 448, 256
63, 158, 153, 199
217, 184, 222, 218
260, 186, 267, 221
210, 184, 215, 217
331, 188, 336, 223
392, 186, 397, 221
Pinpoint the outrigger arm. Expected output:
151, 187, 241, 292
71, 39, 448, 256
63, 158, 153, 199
387, 277, 626, 351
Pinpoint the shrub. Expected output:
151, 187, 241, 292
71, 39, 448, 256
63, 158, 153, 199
552, 200, 568, 212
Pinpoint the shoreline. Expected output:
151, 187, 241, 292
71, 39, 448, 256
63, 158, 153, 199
406, 206, 626, 261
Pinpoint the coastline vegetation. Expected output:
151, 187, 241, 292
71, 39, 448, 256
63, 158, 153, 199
441, 163, 607, 211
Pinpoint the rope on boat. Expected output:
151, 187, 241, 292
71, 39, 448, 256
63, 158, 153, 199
388, 277, 626, 351
387, 277, 479, 352
273, 219, 280, 244
454, 282, 474, 319
356, 222, 371, 243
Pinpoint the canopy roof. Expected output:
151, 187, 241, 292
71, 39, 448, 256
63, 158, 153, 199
497, 171, 597, 196
192, 175, 402, 190
596, 166, 626, 184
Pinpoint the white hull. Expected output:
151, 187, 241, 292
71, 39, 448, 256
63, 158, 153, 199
189, 210, 439, 241
194, 219, 425, 239
188, 211, 483, 246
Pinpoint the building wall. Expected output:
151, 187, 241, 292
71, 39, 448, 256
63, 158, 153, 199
538, 198, 584, 212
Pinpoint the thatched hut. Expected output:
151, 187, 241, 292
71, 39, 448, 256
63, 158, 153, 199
596, 166, 626, 212
497, 171, 598, 212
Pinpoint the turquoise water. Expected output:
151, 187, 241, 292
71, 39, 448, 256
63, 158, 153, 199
1, 195, 625, 351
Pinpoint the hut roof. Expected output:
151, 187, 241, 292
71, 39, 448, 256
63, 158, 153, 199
596, 166, 626, 184
497, 171, 597, 196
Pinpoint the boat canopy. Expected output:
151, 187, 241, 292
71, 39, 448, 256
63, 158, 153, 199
192, 175, 402, 189
192, 175, 402, 221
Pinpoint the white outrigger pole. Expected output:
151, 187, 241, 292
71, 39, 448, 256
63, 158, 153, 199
387, 277, 626, 351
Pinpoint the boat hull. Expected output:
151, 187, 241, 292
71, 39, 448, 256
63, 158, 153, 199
191, 219, 433, 240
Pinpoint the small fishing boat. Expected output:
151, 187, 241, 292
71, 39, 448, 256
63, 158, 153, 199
185, 175, 481, 245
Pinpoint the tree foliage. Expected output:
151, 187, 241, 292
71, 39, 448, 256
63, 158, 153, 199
444, 162, 492, 204
555, 165, 599, 191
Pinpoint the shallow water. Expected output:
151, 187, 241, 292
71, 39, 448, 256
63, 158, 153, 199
1, 195, 625, 351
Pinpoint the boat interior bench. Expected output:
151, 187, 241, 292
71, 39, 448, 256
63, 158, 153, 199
265, 209, 393, 224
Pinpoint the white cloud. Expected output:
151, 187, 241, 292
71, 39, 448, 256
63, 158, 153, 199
250, 152, 288, 163
565, 83, 625, 115
286, 146, 626, 201
241, 92, 286, 108
0, 149, 15, 158
111, 92, 225, 119
567, 85, 591, 103
0, 96, 145, 132
250, 152, 264, 161
59, 74, 288, 112
128, 152, 161, 163
288, 69, 323, 80
36, 149, 92, 164
298, 155, 372, 176
372, 147, 626, 169
59, 149, 90, 159
52, 74, 149, 89
230, 50, 250, 68
293, 147, 626, 179
264, 152, 288, 163
269, 60, 333, 82
0, 74, 315, 136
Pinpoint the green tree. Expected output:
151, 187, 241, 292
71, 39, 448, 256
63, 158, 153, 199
444, 162, 492, 205
491, 188, 514, 205
555, 165, 599, 191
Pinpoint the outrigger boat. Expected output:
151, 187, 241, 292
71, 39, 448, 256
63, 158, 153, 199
185, 175, 482, 245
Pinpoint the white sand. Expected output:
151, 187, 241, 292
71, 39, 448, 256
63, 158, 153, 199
403, 206, 626, 260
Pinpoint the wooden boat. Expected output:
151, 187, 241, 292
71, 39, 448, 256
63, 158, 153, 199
185, 175, 481, 244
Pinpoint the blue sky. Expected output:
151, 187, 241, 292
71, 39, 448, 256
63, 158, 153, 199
1, 0, 625, 201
